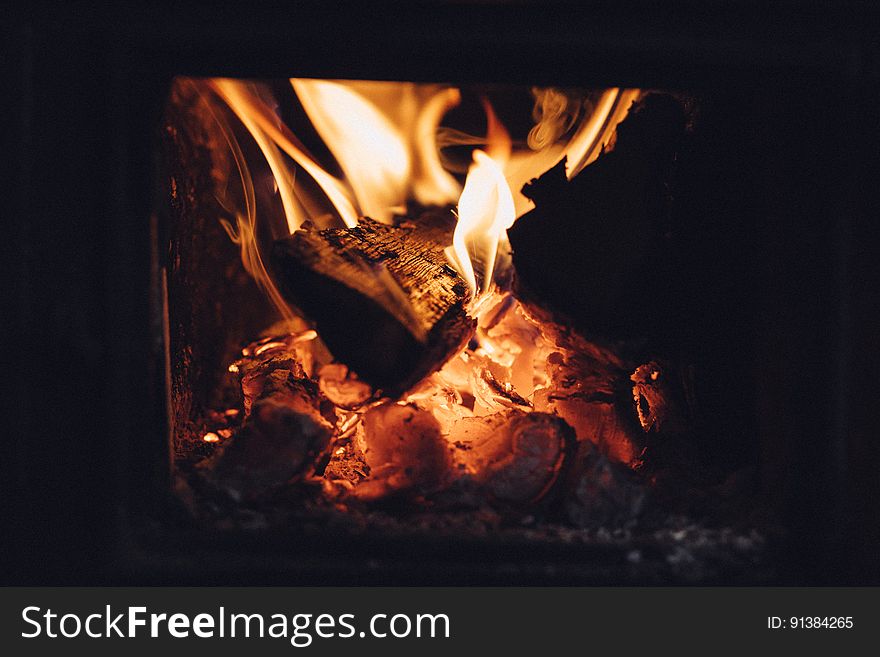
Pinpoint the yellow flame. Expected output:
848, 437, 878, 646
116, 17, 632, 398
191, 79, 298, 322
503, 88, 639, 217
445, 90, 639, 307
292, 79, 409, 223
212, 78, 359, 228
291, 80, 461, 223
563, 88, 641, 179
413, 87, 463, 205
447, 100, 515, 305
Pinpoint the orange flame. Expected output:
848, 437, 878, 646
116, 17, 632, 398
292, 79, 410, 223
211, 78, 359, 228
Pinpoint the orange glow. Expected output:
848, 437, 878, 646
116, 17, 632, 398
175, 78, 661, 507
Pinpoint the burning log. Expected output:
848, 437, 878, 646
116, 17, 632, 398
273, 212, 476, 398
206, 350, 335, 498
348, 404, 574, 507
507, 95, 708, 474
508, 93, 687, 343
539, 342, 647, 467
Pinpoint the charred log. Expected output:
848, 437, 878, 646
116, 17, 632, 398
531, 322, 694, 473
272, 211, 476, 398
508, 93, 687, 344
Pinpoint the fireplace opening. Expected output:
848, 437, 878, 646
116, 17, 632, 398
159, 76, 777, 582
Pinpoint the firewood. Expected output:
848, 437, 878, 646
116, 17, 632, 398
451, 410, 575, 506
272, 211, 476, 398
508, 93, 686, 343
206, 352, 335, 498
630, 360, 694, 435
539, 342, 648, 467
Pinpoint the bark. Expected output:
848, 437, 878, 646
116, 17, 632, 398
272, 211, 476, 398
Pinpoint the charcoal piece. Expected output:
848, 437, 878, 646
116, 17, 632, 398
451, 410, 576, 506
207, 357, 335, 499
564, 441, 648, 529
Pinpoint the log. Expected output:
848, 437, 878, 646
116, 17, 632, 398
508, 93, 687, 343
346, 404, 574, 507
272, 211, 476, 398
534, 332, 649, 467
507, 95, 724, 478
206, 348, 336, 499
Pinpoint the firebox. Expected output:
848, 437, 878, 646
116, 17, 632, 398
5, 2, 879, 586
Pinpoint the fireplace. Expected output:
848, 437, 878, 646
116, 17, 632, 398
6, 2, 879, 585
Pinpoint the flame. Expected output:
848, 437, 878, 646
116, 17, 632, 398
446, 100, 515, 305
448, 151, 516, 304
562, 88, 641, 179
292, 79, 410, 223
446, 89, 639, 306
181, 77, 638, 330
291, 80, 461, 222
211, 79, 359, 228
188, 79, 298, 322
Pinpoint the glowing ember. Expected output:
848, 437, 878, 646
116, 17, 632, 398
176, 78, 647, 502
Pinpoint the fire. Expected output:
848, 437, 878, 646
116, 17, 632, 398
292, 79, 411, 224
444, 90, 639, 309
448, 149, 515, 304
186, 77, 637, 330
210, 78, 359, 228
167, 80, 681, 513
446, 99, 514, 306
291, 80, 462, 223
